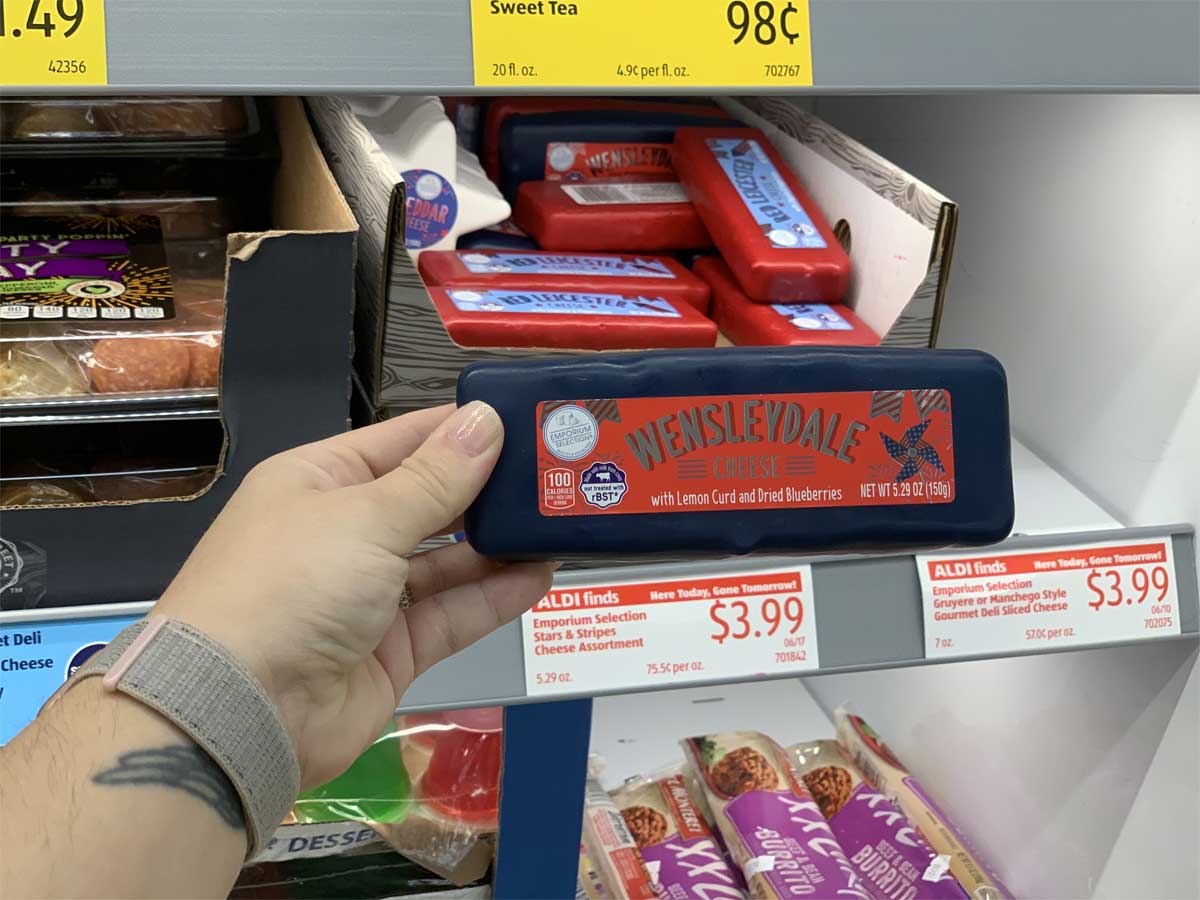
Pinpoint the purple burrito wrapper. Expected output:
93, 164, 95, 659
788, 741, 966, 900
612, 772, 746, 900
683, 731, 872, 900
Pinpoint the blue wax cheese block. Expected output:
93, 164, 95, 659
457, 226, 541, 251
459, 347, 1014, 560
497, 109, 733, 202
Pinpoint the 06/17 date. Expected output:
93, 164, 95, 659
47, 59, 87, 74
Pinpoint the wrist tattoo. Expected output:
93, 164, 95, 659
92, 744, 245, 830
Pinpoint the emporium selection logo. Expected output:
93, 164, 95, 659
542, 404, 599, 462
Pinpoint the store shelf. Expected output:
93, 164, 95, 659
397, 440, 1199, 712
75, 1, 1200, 92
590, 678, 832, 790
0, 389, 220, 426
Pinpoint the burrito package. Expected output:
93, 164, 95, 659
578, 842, 611, 900
612, 772, 746, 900
683, 731, 871, 900
835, 710, 1012, 900
582, 777, 658, 900
787, 741, 966, 900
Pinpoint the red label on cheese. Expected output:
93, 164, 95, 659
544, 142, 674, 181
536, 391, 956, 516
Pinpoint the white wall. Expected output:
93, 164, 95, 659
801, 94, 1200, 899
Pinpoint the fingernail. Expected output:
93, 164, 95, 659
550, 561, 564, 571
452, 401, 503, 457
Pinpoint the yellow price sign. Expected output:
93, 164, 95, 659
1, 0, 107, 86
470, 0, 812, 88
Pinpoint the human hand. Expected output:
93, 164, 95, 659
155, 402, 554, 787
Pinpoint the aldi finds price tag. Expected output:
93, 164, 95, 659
0, 0, 107, 85
918, 538, 1181, 660
522, 565, 817, 697
470, 0, 812, 88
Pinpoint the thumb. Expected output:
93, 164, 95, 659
369, 400, 504, 551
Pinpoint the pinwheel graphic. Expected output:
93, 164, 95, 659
881, 420, 946, 483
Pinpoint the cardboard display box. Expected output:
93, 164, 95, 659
308, 96, 957, 420
0, 98, 358, 610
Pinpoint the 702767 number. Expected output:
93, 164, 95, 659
47, 58, 86, 73
763, 63, 804, 78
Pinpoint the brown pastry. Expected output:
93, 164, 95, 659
9, 101, 111, 139
104, 97, 248, 137
89, 468, 214, 503
709, 746, 779, 797
87, 337, 190, 393
0, 341, 89, 398
0, 480, 91, 508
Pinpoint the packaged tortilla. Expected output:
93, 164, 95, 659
578, 841, 611, 900
787, 741, 966, 900
612, 771, 746, 900
835, 710, 1012, 900
683, 731, 871, 900
582, 776, 657, 900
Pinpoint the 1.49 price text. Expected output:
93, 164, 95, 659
0, 0, 86, 38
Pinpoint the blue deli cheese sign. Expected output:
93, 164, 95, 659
0, 613, 141, 744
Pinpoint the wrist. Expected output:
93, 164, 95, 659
155, 594, 307, 751
60, 615, 301, 858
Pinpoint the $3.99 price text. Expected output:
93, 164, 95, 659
709, 595, 810, 664
1086, 565, 1174, 628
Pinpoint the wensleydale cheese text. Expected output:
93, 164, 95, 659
624, 398, 867, 471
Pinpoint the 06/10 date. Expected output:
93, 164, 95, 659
47, 59, 87, 74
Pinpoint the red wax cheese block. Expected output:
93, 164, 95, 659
481, 98, 730, 180
514, 181, 712, 252
696, 257, 877, 347
427, 285, 718, 350
418, 250, 712, 314
673, 127, 850, 302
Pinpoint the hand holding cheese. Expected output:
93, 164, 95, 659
155, 403, 555, 788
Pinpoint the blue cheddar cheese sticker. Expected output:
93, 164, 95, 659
455, 252, 675, 279
772, 303, 853, 331
447, 290, 682, 318
706, 138, 828, 250
402, 169, 458, 250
